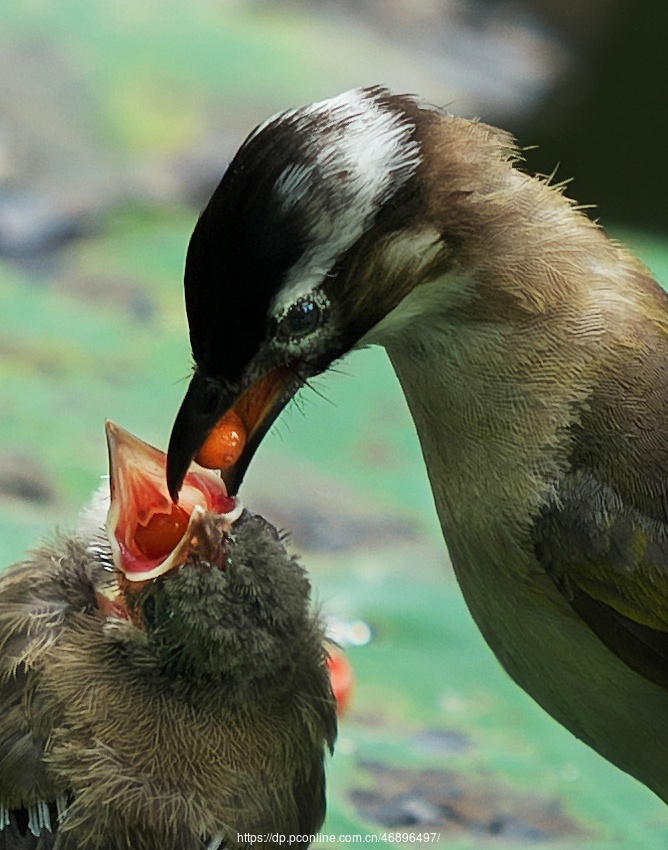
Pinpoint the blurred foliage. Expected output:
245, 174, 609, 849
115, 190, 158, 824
1, 1, 668, 847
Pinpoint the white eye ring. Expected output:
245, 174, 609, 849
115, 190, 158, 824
276, 292, 330, 344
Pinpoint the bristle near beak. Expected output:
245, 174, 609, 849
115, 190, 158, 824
167, 367, 298, 501
105, 421, 242, 582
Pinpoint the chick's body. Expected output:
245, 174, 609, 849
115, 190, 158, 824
0, 511, 336, 850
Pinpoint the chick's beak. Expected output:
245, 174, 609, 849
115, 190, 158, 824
166, 365, 298, 502
105, 421, 241, 582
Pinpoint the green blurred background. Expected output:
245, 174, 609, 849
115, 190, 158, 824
2, 1, 668, 847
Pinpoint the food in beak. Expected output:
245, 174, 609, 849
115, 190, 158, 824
193, 367, 292, 474
105, 421, 241, 582
195, 409, 246, 470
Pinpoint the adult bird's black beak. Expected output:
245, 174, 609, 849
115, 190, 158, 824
167, 365, 300, 502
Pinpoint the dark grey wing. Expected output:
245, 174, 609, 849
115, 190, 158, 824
532, 321, 668, 689
0, 540, 93, 848
534, 468, 668, 689
290, 662, 337, 842
294, 754, 328, 839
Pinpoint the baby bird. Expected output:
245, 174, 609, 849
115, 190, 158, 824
0, 422, 336, 850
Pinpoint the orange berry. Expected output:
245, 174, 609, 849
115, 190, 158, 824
196, 410, 246, 470
134, 504, 191, 559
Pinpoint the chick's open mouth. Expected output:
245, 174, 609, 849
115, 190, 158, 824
105, 421, 241, 582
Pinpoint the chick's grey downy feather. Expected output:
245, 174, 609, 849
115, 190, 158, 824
0, 510, 336, 850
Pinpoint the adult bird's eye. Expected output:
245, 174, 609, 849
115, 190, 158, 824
277, 297, 324, 342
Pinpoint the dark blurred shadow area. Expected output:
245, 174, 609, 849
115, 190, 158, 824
517, 1, 668, 234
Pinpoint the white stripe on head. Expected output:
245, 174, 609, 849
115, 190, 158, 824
273, 162, 315, 207
267, 88, 422, 317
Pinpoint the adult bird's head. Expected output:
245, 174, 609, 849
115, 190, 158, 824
167, 85, 457, 500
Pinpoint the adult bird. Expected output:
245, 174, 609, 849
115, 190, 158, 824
166, 86, 668, 802
0, 422, 336, 849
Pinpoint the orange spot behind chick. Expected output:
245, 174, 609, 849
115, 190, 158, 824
195, 410, 246, 470
327, 646, 354, 717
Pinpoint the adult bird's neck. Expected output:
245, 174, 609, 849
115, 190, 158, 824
370, 177, 647, 549
383, 294, 579, 552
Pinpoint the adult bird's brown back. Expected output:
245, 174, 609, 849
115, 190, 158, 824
166, 86, 668, 802
0, 423, 336, 849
